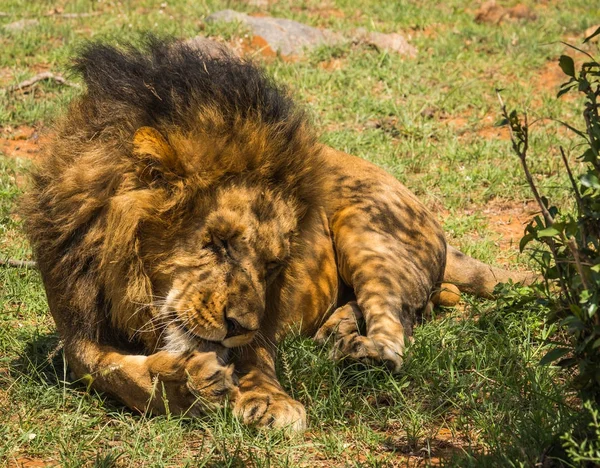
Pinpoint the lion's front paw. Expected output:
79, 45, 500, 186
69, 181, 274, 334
234, 390, 306, 431
145, 350, 239, 415
185, 352, 240, 408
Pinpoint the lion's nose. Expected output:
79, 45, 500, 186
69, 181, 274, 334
225, 317, 252, 338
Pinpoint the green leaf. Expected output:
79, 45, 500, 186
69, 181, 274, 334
562, 315, 585, 331
580, 148, 598, 163
559, 55, 576, 77
581, 172, 600, 189
519, 233, 535, 252
591, 263, 600, 273
537, 226, 561, 237
584, 26, 600, 44
557, 84, 576, 98
593, 337, 600, 349
540, 347, 570, 366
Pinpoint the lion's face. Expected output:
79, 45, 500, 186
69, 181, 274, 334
151, 185, 298, 349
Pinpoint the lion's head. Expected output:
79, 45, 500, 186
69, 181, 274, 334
23, 38, 324, 352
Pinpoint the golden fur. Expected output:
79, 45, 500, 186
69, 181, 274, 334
23, 39, 535, 430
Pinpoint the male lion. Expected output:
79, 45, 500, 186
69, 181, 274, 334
23, 38, 533, 431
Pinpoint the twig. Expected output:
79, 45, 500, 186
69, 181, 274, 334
566, 237, 591, 291
496, 90, 573, 303
0, 258, 37, 268
3, 72, 79, 93
560, 147, 584, 214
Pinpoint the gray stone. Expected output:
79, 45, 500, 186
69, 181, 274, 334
205, 10, 344, 57
3, 19, 39, 32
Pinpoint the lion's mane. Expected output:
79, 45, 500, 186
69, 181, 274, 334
23, 37, 324, 346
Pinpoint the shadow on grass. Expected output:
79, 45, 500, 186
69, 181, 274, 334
7, 330, 129, 415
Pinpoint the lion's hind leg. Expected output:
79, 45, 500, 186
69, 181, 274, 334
65, 339, 239, 416
326, 204, 446, 372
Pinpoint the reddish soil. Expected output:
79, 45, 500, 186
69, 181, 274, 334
474, 1, 536, 24
0, 126, 49, 160
318, 57, 344, 71
481, 199, 539, 258
534, 60, 568, 96
440, 113, 510, 140
6, 458, 57, 468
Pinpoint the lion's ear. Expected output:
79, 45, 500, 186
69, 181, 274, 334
132, 127, 185, 182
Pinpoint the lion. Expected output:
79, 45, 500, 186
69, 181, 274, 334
22, 38, 535, 431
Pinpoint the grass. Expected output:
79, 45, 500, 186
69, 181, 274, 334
1, 0, 598, 466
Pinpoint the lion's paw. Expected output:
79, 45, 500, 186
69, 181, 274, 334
145, 351, 239, 415
314, 302, 363, 345
315, 302, 405, 372
331, 332, 404, 372
185, 352, 240, 408
234, 390, 306, 431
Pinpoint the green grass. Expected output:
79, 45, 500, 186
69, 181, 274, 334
1, 0, 598, 466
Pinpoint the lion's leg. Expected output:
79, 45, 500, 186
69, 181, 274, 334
327, 207, 446, 371
65, 339, 239, 415
232, 344, 306, 431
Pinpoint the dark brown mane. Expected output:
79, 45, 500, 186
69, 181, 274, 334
22, 37, 324, 344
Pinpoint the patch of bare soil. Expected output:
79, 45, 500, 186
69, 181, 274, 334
374, 423, 479, 467
474, 1, 536, 24
0, 67, 15, 88
0, 126, 49, 160
317, 57, 344, 71
7, 458, 58, 468
481, 199, 539, 256
438, 111, 509, 140
534, 60, 568, 96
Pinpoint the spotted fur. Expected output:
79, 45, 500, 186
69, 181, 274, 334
23, 38, 535, 430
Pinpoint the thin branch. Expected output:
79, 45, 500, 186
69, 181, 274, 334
0, 258, 37, 268
497, 90, 574, 302
3, 72, 79, 93
497, 92, 555, 226
560, 147, 584, 213
566, 237, 591, 291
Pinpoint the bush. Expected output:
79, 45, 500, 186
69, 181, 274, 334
499, 27, 600, 466
500, 28, 600, 404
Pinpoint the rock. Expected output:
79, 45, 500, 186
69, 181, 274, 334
205, 10, 344, 57
3, 19, 39, 32
355, 28, 417, 58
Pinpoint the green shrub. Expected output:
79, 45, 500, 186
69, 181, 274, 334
500, 27, 600, 467
501, 29, 600, 404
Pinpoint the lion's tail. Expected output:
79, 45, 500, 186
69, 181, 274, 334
442, 245, 539, 299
